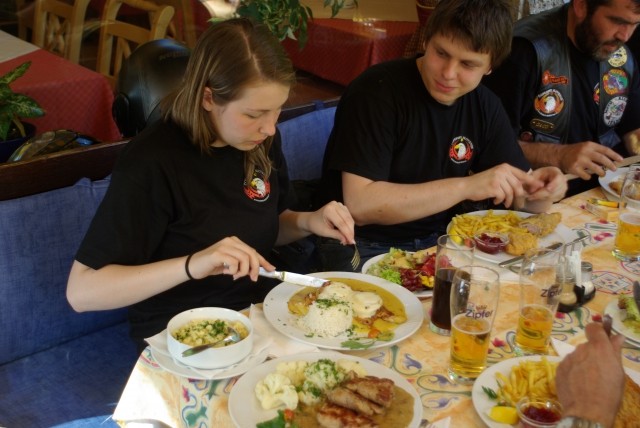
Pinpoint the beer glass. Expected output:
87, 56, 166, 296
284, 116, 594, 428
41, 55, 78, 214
448, 265, 500, 384
613, 165, 640, 262
429, 234, 475, 336
514, 247, 562, 355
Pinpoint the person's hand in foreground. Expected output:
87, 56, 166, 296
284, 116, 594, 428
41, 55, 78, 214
308, 201, 356, 245
556, 322, 626, 428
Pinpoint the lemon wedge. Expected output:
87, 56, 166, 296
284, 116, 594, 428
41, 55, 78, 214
489, 406, 518, 425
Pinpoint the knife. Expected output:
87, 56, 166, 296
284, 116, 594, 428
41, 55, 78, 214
258, 267, 329, 287
565, 154, 640, 180
498, 234, 589, 268
498, 241, 564, 268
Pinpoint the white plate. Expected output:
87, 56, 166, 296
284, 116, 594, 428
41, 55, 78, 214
446, 210, 577, 264
262, 271, 424, 350
471, 356, 562, 428
361, 253, 433, 298
228, 351, 422, 428
145, 330, 270, 380
604, 300, 640, 347
599, 167, 629, 201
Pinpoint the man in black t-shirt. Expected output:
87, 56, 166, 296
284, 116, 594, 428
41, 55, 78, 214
485, 1, 640, 195
317, 0, 567, 270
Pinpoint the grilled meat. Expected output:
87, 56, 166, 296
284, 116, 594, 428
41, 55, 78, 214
316, 402, 379, 428
326, 387, 384, 416
343, 376, 395, 408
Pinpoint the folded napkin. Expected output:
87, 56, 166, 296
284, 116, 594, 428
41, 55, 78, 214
552, 338, 640, 386
426, 416, 451, 428
250, 304, 319, 357
145, 329, 272, 379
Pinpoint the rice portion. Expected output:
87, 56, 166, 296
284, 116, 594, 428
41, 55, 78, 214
298, 298, 353, 337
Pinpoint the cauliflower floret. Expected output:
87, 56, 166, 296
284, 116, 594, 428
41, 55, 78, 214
254, 373, 298, 410
276, 360, 308, 386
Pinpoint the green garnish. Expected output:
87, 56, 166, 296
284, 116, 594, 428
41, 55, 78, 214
482, 386, 498, 400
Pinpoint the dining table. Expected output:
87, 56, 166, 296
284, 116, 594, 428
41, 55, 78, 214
112, 185, 640, 428
0, 31, 121, 143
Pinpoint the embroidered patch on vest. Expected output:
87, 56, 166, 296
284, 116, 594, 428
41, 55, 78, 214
603, 96, 627, 127
534, 89, 564, 117
244, 169, 271, 202
608, 47, 627, 67
593, 83, 600, 105
448, 136, 474, 164
530, 118, 555, 132
603, 69, 628, 95
542, 70, 569, 85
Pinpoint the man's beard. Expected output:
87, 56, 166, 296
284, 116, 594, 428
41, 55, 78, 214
574, 15, 623, 61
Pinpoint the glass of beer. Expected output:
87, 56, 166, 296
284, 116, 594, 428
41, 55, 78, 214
448, 265, 500, 384
429, 234, 475, 336
613, 165, 640, 262
514, 247, 562, 355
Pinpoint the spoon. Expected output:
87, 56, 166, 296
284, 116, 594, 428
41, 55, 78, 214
181, 327, 241, 357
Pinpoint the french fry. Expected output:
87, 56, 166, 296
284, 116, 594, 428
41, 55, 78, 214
495, 357, 558, 407
450, 210, 528, 239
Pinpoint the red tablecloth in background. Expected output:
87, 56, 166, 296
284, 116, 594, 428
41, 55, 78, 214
283, 19, 418, 87
0, 49, 121, 142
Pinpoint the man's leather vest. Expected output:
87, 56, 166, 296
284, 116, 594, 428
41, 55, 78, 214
515, 5, 634, 147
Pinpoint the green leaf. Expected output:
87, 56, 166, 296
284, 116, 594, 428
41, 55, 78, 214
482, 386, 498, 400
0, 61, 31, 85
8, 93, 45, 119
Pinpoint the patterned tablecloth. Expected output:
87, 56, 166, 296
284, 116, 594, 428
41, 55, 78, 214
0, 32, 121, 143
113, 187, 640, 427
282, 18, 418, 87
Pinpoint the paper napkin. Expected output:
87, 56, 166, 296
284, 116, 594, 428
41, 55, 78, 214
250, 304, 319, 357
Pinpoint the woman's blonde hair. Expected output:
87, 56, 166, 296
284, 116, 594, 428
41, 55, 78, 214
163, 18, 296, 181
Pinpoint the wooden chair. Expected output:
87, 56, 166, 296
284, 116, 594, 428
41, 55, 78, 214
96, 0, 175, 87
155, 0, 197, 48
32, 0, 91, 64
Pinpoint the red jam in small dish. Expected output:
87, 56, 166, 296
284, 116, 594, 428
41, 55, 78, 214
473, 233, 508, 254
519, 404, 562, 427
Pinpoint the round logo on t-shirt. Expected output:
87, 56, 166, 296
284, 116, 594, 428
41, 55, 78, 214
244, 169, 271, 202
603, 96, 627, 127
603, 69, 628, 95
608, 47, 627, 68
448, 136, 474, 164
534, 89, 564, 117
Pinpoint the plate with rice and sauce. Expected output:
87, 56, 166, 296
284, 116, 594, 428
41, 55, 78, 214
262, 272, 424, 350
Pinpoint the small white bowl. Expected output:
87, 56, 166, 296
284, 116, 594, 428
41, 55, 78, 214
167, 307, 253, 369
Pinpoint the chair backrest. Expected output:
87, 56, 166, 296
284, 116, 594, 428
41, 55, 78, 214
96, 0, 175, 87
154, 0, 197, 48
32, 0, 91, 64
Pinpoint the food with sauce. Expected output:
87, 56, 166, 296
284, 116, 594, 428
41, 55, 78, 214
171, 319, 248, 346
255, 358, 414, 428
450, 210, 561, 256
618, 295, 640, 334
365, 248, 436, 291
288, 279, 407, 340
473, 232, 509, 254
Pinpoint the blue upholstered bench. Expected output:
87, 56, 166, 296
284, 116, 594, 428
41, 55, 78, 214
0, 177, 138, 427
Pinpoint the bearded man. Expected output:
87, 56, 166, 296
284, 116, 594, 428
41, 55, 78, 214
484, 0, 640, 195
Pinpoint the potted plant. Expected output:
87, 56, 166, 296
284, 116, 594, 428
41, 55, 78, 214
0, 61, 44, 161
234, 0, 355, 48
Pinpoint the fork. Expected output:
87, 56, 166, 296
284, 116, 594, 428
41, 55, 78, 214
350, 243, 361, 270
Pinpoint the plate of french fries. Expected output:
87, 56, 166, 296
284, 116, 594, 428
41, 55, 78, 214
447, 210, 576, 264
471, 355, 561, 427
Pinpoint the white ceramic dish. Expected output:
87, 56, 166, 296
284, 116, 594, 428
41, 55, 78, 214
446, 210, 577, 264
604, 300, 640, 347
146, 329, 269, 380
471, 355, 562, 428
166, 307, 253, 369
262, 271, 424, 350
228, 351, 422, 428
598, 167, 629, 202
361, 253, 433, 298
